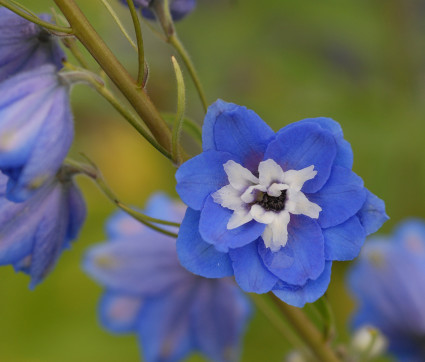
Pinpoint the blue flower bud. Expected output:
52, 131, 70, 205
0, 169, 86, 288
0, 65, 74, 202
119, 0, 196, 21
0, 8, 65, 82
175, 99, 389, 307
84, 193, 251, 362
348, 219, 425, 361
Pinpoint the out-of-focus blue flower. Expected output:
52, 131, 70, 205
0, 8, 65, 82
348, 219, 425, 361
0, 64, 73, 202
176, 99, 388, 307
84, 194, 251, 362
0, 169, 86, 288
119, 0, 196, 21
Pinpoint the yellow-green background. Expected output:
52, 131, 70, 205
1, 0, 424, 361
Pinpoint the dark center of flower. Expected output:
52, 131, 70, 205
256, 190, 287, 212
38, 30, 51, 43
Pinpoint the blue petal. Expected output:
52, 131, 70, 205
293, 117, 353, 169
265, 122, 336, 193
307, 166, 367, 229
323, 216, 366, 261
356, 190, 388, 236
83, 237, 189, 295
99, 291, 143, 334
0, 9, 65, 81
65, 181, 86, 244
144, 193, 184, 223
272, 261, 333, 307
191, 279, 252, 362
393, 219, 425, 253
229, 239, 278, 293
0, 184, 54, 265
199, 195, 265, 252
6, 87, 73, 202
202, 99, 275, 171
176, 150, 236, 210
177, 208, 234, 278
28, 184, 68, 288
137, 283, 196, 362
141, 0, 196, 21
259, 215, 324, 285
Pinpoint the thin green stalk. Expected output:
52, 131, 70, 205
269, 293, 341, 362
54, 0, 173, 153
171, 56, 186, 165
150, 0, 208, 112
126, 0, 145, 86
63, 38, 91, 69
99, 0, 137, 51
0, 1, 73, 34
63, 63, 172, 160
169, 34, 208, 112
250, 294, 307, 354
95, 173, 179, 239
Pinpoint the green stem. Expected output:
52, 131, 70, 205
169, 34, 208, 112
63, 63, 172, 160
151, 0, 208, 112
171, 56, 186, 165
250, 294, 307, 354
54, 0, 173, 153
63, 38, 91, 69
126, 0, 145, 86
0, 0, 73, 34
269, 293, 341, 362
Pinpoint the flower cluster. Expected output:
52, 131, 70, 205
0, 8, 85, 286
119, 0, 196, 21
348, 220, 425, 361
176, 99, 388, 307
84, 194, 251, 362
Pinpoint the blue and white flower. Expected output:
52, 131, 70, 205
84, 194, 251, 362
348, 219, 425, 361
0, 65, 73, 202
176, 99, 388, 307
0, 169, 86, 288
0, 8, 65, 82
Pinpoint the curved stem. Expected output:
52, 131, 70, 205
169, 34, 208, 112
0, 1, 73, 34
99, 0, 137, 51
171, 56, 186, 165
126, 0, 145, 86
269, 293, 341, 362
54, 0, 173, 153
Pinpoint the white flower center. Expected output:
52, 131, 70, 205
212, 159, 322, 252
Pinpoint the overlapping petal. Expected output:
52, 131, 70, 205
0, 65, 73, 201
0, 9, 65, 81
203, 99, 275, 171
265, 122, 337, 193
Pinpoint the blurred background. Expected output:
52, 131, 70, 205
1, 0, 425, 360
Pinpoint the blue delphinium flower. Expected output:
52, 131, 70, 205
0, 168, 86, 288
176, 99, 388, 307
348, 219, 425, 361
84, 194, 251, 362
0, 64, 73, 202
119, 0, 196, 21
0, 8, 65, 82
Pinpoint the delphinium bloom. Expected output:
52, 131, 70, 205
0, 64, 74, 202
0, 168, 86, 288
119, 0, 196, 21
0, 8, 65, 82
84, 194, 251, 362
348, 219, 425, 361
176, 99, 388, 307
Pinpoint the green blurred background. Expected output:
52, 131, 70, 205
1, 0, 424, 360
